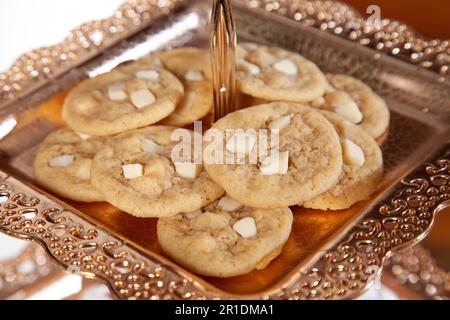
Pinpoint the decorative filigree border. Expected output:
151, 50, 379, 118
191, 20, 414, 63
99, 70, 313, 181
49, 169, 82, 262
243, 0, 449, 77
271, 146, 450, 299
0, 175, 210, 300
0, 146, 448, 300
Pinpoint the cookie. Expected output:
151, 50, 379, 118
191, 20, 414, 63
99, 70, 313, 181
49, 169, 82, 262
310, 74, 390, 141
157, 47, 213, 127
157, 196, 293, 277
33, 128, 104, 202
90, 126, 224, 218
62, 61, 183, 136
304, 111, 384, 210
235, 43, 326, 102
203, 102, 343, 208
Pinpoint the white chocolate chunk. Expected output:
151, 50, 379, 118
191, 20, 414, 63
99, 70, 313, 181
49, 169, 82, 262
76, 95, 97, 111
217, 196, 244, 212
136, 70, 159, 81
273, 59, 298, 76
107, 82, 127, 101
342, 139, 365, 166
327, 91, 363, 124
335, 100, 363, 124
233, 217, 257, 238
268, 115, 291, 131
236, 59, 260, 75
49, 155, 74, 168
122, 163, 143, 179
226, 132, 256, 155
184, 69, 204, 81
76, 132, 91, 140
310, 96, 326, 107
259, 151, 289, 175
325, 82, 336, 93
174, 162, 202, 179
130, 89, 156, 109
184, 210, 202, 220
142, 138, 165, 155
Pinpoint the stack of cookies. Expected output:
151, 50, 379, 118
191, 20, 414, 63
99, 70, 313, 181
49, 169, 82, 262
33, 43, 389, 278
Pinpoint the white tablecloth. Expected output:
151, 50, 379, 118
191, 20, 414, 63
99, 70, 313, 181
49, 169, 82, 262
0, 0, 123, 72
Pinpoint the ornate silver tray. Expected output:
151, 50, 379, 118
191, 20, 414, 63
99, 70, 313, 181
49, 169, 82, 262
0, 0, 449, 300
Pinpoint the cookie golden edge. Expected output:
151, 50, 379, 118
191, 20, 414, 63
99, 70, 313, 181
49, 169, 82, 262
33, 128, 104, 203
303, 111, 384, 210
236, 43, 327, 103
146, 47, 214, 127
157, 207, 293, 277
62, 63, 184, 136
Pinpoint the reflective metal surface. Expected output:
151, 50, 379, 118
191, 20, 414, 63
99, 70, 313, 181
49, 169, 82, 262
0, 0, 448, 299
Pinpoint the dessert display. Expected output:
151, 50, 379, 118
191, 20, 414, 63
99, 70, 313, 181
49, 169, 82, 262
33, 42, 388, 278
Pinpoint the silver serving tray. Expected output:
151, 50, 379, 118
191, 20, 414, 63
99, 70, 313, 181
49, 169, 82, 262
0, 0, 448, 300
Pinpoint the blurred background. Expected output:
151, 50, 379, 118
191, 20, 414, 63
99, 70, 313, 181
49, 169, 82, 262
0, 0, 448, 300
1, 0, 450, 71
0, 0, 123, 71
344, 0, 450, 39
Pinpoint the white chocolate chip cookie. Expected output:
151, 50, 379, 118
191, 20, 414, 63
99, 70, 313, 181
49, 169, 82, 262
156, 47, 213, 127
157, 196, 293, 277
304, 111, 383, 210
90, 126, 224, 218
236, 43, 327, 102
203, 102, 343, 208
62, 61, 183, 136
33, 128, 104, 202
310, 74, 390, 141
